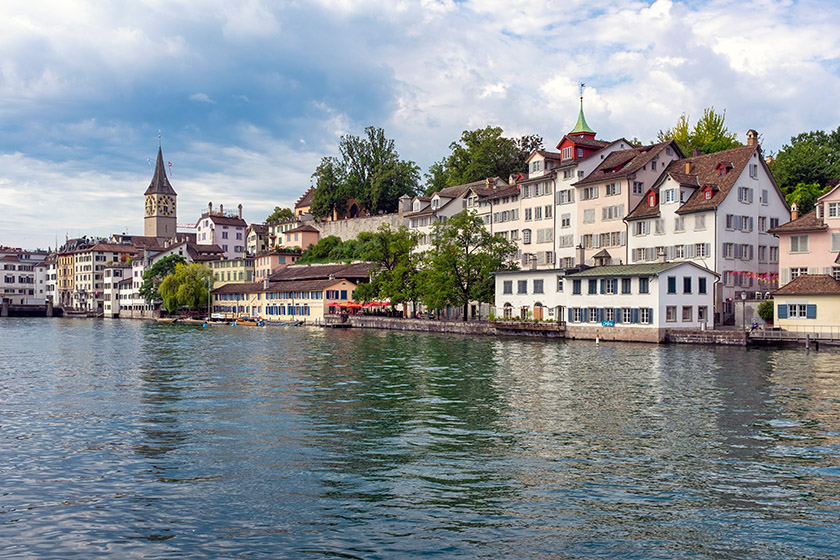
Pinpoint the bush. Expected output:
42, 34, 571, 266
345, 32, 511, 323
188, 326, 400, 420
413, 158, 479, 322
757, 299, 774, 322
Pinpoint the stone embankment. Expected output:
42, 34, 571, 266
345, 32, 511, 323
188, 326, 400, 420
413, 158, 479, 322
665, 329, 748, 346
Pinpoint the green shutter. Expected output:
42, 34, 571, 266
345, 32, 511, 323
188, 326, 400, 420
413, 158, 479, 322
777, 304, 788, 319
806, 304, 817, 319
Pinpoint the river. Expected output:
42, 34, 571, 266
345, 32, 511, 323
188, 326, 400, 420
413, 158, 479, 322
1, 318, 838, 559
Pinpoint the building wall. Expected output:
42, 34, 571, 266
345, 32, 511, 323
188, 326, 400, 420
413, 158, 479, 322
774, 294, 840, 330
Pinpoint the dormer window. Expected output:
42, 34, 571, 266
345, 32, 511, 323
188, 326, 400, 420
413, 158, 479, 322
432, 198, 440, 210
704, 190, 712, 200
648, 192, 658, 207
562, 147, 573, 160
413, 201, 420, 212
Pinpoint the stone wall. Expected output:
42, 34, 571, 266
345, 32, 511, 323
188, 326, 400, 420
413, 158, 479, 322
565, 324, 665, 343
665, 329, 748, 346
349, 316, 497, 336
311, 214, 405, 242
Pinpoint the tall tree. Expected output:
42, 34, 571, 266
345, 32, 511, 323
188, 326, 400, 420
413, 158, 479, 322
139, 254, 187, 302
770, 128, 840, 194
658, 108, 741, 155
266, 206, 294, 224
159, 263, 214, 314
310, 127, 419, 218
785, 183, 829, 216
425, 127, 543, 194
421, 211, 518, 321
357, 225, 420, 310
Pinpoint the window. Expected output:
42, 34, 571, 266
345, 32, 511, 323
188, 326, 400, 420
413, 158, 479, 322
581, 186, 598, 200
604, 278, 618, 294
533, 279, 544, 294
604, 308, 615, 322
790, 235, 809, 253
545, 205, 552, 219
522, 229, 531, 244
534, 207, 542, 220
655, 219, 665, 234
640, 308, 651, 324
573, 279, 581, 295
556, 277, 564, 292
639, 277, 649, 294
222, 231, 229, 239
561, 213, 571, 228
832, 233, 840, 252
517, 280, 527, 294
682, 306, 693, 322
557, 189, 575, 204
525, 208, 532, 221
693, 215, 706, 231
666, 306, 677, 322
738, 186, 754, 203
573, 308, 582, 322
633, 221, 649, 236
758, 216, 767, 233
770, 217, 780, 229
698, 277, 707, 294
723, 243, 734, 259
588, 279, 598, 294
583, 209, 595, 223
621, 278, 631, 294
503, 280, 512, 294
683, 277, 692, 293
633, 181, 644, 194
589, 308, 599, 322
828, 202, 840, 218
602, 205, 624, 221
563, 146, 573, 160
674, 217, 685, 232
606, 182, 620, 196
664, 189, 676, 203
696, 243, 710, 258
667, 276, 677, 294
790, 267, 808, 280
749, 164, 758, 178
623, 308, 633, 323
531, 160, 542, 173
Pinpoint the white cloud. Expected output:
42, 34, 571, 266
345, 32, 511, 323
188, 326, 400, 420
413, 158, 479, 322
189, 93, 215, 103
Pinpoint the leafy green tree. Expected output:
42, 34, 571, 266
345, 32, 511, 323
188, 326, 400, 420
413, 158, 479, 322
421, 211, 518, 321
310, 127, 419, 218
785, 183, 828, 216
425, 127, 543, 194
770, 128, 840, 194
757, 300, 774, 323
139, 254, 186, 302
266, 206, 294, 224
357, 225, 420, 310
159, 263, 214, 314
658, 107, 741, 155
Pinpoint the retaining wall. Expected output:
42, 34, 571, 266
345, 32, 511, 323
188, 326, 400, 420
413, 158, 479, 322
665, 329, 748, 346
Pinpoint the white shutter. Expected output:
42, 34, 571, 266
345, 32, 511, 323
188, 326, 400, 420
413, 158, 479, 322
781, 268, 791, 285
808, 267, 820, 275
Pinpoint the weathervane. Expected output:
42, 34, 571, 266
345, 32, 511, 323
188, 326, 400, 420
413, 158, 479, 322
579, 82, 586, 98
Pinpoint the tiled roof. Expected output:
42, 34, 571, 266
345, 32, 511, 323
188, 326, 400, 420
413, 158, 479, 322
566, 261, 716, 278
268, 262, 370, 282
285, 224, 320, 234
209, 215, 247, 227
768, 209, 826, 234
296, 186, 315, 208
143, 147, 177, 196
213, 278, 347, 294
83, 243, 139, 253
774, 274, 840, 295
248, 223, 269, 235
574, 141, 675, 186
534, 149, 563, 161
673, 145, 761, 214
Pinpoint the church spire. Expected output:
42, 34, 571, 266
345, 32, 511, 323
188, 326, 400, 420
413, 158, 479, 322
144, 146, 176, 196
570, 83, 595, 136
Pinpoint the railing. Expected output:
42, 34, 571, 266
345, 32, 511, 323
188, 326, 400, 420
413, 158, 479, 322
751, 325, 840, 341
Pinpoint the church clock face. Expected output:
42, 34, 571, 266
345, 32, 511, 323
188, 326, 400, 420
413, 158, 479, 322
145, 196, 156, 216
159, 195, 175, 216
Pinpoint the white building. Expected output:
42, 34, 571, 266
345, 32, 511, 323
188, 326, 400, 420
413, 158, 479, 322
625, 133, 788, 323
494, 260, 719, 343
196, 203, 248, 260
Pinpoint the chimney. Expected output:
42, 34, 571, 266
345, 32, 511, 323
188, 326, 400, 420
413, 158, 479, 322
238, 204, 243, 219
657, 248, 667, 263
485, 177, 491, 188
791, 202, 799, 221
577, 244, 585, 268
746, 129, 759, 147
219, 204, 224, 215
685, 161, 691, 174
692, 149, 703, 157
208, 202, 213, 214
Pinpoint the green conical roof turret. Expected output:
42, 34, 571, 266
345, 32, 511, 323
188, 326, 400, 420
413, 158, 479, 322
570, 96, 594, 135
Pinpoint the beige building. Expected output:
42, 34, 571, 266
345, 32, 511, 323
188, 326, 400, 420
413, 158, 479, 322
773, 275, 840, 332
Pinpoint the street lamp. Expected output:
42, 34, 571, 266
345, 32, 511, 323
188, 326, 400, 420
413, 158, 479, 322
741, 290, 747, 330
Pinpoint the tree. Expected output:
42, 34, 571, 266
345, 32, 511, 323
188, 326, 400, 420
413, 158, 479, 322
139, 255, 187, 302
757, 299, 774, 323
159, 263, 214, 314
266, 206, 294, 224
785, 183, 828, 216
310, 127, 419, 218
425, 127, 543, 194
658, 107, 741, 155
770, 128, 840, 194
357, 225, 421, 310
421, 211, 518, 321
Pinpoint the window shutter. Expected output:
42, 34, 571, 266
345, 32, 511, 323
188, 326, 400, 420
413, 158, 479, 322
705, 243, 711, 257
631, 308, 639, 323
749, 189, 754, 203
582, 308, 588, 322
614, 308, 622, 323
808, 267, 819, 275
619, 231, 626, 245
777, 304, 788, 319
597, 308, 604, 322
781, 268, 791, 285
666, 246, 675, 261
806, 304, 817, 319
600, 279, 606, 293
568, 308, 574, 322
648, 308, 655, 324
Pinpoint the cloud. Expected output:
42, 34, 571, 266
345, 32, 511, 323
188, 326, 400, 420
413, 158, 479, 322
189, 93, 215, 103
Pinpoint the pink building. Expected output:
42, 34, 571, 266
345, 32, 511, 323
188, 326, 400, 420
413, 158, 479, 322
770, 181, 840, 285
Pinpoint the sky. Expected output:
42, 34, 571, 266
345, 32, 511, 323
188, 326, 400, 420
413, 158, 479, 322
2, 0, 839, 250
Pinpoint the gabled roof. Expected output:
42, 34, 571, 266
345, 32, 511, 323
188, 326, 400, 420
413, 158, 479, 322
767, 209, 826, 234
285, 224, 319, 234
208, 215, 247, 227
673, 145, 764, 215
81, 243, 139, 254
774, 274, 840, 296
625, 168, 701, 221
144, 147, 176, 196
268, 262, 370, 282
213, 277, 351, 295
566, 261, 718, 278
574, 141, 677, 186
248, 223, 269, 235
296, 186, 315, 209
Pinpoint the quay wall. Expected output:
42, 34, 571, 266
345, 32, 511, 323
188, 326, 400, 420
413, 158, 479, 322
665, 329, 748, 346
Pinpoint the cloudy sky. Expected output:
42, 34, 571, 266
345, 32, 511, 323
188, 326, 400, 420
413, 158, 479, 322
2, 0, 839, 250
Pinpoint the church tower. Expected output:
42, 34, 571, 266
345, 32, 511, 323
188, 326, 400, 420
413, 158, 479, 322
144, 146, 177, 241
